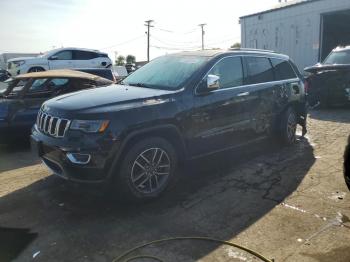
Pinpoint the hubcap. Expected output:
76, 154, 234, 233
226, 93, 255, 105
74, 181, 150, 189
287, 113, 297, 142
131, 148, 171, 194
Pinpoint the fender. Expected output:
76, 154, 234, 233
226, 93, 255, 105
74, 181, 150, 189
106, 124, 187, 180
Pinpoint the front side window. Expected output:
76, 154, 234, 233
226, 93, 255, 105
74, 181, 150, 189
54, 50, 73, 60
207, 57, 243, 89
270, 58, 297, 81
323, 50, 350, 65
123, 55, 208, 90
28, 79, 48, 93
245, 56, 274, 84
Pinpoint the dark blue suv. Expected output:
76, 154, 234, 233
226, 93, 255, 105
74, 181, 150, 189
31, 49, 307, 201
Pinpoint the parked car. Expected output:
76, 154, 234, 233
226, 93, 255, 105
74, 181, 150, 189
7, 47, 112, 76
345, 135, 350, 190
0, 69, 10, 82
304, 46, 350, 107
0, 69, 113, 142
31, 49, 307, 201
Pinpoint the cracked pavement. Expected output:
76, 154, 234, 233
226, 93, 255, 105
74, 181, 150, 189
0, 109, 349, 261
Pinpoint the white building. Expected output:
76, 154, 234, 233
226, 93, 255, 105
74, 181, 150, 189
0, 53, 39, 70
240, 0, 350, 70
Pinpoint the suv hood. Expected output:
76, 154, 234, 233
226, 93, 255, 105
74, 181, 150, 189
43, 84, 178, 114
304, 63, 350, 74
8, 57, 38, 62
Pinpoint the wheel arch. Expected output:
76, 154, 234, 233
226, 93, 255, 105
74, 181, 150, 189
107, 124, 187, 179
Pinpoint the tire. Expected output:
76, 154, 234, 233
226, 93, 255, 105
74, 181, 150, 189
278, 107, 297, 145
28, 67, 45, 73
114, 137, 178, 202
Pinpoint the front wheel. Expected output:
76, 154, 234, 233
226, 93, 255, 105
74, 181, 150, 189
278, 107, 297, 145
115, 137, 178, 201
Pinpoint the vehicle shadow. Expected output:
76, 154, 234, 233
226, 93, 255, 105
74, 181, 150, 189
0, 137, 315, 262
308, 108, 350, 123
0, 140, 40, 173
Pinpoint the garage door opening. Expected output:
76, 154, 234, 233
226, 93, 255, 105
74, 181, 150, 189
320, 9, 350, 61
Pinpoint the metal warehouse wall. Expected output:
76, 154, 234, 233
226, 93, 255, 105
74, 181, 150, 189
240, 0, 350, 71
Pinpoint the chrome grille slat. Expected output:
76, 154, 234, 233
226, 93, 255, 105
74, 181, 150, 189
36, 110, 69, 138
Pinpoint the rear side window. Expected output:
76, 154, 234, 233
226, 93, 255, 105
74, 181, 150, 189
208, 56, 243, 89
245, 56, 274, 84
74, 51, 98, 60
270, 58, 297, 80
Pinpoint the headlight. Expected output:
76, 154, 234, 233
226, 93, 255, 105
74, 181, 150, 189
70, 120, 109, 133
13, 60, 25, 67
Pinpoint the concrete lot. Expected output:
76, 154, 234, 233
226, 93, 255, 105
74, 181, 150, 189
0, 109, 349, 262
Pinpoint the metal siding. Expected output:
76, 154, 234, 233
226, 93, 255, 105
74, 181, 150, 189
241, 0, 350, 71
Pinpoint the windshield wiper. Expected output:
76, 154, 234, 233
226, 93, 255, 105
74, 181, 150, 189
126, 82, 152, 88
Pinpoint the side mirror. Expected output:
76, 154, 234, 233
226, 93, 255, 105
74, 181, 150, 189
207, 74, 220, 90
49, 56, 58, 60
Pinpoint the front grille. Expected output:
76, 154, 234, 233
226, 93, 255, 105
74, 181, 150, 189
36, 111, 70, 138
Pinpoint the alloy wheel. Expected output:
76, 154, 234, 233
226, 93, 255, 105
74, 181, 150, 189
130, 147, 171, 194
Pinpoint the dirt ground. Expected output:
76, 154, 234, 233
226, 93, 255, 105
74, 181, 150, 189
0, 109, 349, 262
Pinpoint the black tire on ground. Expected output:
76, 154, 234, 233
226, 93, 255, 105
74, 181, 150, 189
278, 107, 297, 145
28, 67, 45, 73
114, 137, 178, 202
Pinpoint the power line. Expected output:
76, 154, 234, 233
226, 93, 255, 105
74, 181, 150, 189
153, 26, 198, 35
99, 35, 145, 50
150, 35, 201, 47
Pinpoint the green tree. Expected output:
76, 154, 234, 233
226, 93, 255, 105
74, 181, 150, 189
230, 42, 241, 49
116, 55, 125, 66
126, 55, 136, 64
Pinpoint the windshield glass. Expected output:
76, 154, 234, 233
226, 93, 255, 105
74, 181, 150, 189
323, 50, 350, 64
122, 55, 208, 90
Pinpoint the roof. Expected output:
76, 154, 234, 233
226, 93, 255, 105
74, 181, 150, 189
14, 69, 113, 84
171, 49, 289, 60
240, 0, 321, 19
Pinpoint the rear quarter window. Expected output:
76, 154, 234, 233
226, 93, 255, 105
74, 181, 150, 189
245, 56, 274, 84
270, 58, 297, 81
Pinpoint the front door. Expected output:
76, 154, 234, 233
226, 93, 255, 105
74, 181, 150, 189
48, 50, 74, 69
189, 56, 257, 157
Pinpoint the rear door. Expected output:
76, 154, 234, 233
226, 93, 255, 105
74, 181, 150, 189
73, 50, 99, 68
243, 56, 277, 136
190, 56, 256, 156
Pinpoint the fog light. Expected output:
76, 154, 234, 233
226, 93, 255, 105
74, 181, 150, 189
66, 153, 91, 165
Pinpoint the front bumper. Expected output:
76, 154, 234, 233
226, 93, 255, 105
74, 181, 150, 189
31, 125, 119, 183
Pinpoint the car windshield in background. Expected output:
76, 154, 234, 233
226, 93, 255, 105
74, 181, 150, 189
323, 50, 350, 65
122, 55, 208, 90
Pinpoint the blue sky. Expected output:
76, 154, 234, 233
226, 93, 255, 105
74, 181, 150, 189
0, 0, 278, 61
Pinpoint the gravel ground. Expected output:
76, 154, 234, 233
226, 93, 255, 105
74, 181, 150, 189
0, 109, 349, 262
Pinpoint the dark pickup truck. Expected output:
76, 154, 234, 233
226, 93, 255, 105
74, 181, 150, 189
31, 49, 307, 201
305, 46, 350, 107
0, 70, 112, 142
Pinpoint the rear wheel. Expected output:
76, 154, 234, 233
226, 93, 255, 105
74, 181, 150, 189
28, 67, 45, 73
115, 137, 178, 201
278, 107, 297, 145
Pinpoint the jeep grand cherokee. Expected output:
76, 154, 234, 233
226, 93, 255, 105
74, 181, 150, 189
31, 49, 307, 201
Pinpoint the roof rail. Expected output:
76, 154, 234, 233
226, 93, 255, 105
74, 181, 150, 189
228, 48, 276, 53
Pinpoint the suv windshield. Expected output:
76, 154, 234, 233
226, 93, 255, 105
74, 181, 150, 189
122, 55, 208, 90
323, 49, 350, 65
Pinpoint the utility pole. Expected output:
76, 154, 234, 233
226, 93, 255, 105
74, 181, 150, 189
198, 23, 206, 50
144, 20, 154, 62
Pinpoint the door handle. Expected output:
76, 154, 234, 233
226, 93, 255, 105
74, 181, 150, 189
237, 91, 250, 97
